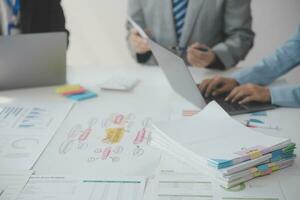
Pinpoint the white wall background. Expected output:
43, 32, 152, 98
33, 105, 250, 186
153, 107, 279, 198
62, 0, 300, 71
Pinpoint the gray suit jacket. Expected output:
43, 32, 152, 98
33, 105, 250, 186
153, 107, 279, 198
127, 0, 255, 69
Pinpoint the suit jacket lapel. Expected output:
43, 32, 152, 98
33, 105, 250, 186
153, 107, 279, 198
179, 0, 205, 48
20, 0, 34, 33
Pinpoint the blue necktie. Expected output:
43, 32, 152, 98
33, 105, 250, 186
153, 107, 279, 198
173, 0, 188, 41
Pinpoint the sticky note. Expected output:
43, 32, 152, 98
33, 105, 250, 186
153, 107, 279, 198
254, 172, 261, 177
259, 169, 271, 176
249, 150, 262, 160
67, 91, 98, 101
271, 165, 280, 171
272, 149, 283, 158
56, 84, 82, 94
210, 159, 233, 169
271, 156, 281, 162
250, 168, 257, 173
283, 143, 296, 153
61, 87, 86, 96
257, 164, 269, 172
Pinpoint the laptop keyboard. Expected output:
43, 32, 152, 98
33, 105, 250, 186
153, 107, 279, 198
203, 93, 248, 113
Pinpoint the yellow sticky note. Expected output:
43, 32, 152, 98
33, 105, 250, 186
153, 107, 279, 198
271, 166, 280, 172
56, 84, 82, 94
103, 128, 125, 144
249, 150, 262, 160
254, 172, 261, 177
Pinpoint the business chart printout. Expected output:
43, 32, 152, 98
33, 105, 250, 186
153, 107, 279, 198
0, 101, 74, 170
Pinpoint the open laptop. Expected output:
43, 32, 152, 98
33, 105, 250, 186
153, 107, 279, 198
0, 32, 67, 90
148, 40, 277, 115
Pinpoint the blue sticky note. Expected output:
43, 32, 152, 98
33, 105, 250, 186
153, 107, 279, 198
272, 149, 283, 158
67, 91, 98, 101
251, 111, 267, 116
257, 164, 269, 172
209, 159, 233, 169
271, 156, 281, 162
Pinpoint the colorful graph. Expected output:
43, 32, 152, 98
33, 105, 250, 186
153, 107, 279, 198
245, 112, 281, 131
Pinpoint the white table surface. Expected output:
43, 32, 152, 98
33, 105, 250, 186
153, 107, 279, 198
1, 65, 299, 197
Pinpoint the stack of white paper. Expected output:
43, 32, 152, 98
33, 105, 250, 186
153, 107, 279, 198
150, 101, 296, 188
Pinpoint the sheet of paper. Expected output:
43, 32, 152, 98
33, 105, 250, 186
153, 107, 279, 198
0, 170, 33, 200
127, 16, 149, 39
34, 101, 163, 176
0, 101, 74, 170
237, 112, 282, 132
16, 175, 146, 200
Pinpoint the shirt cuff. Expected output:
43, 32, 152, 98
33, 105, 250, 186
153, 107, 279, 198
212, 43, 236, 69
206, 54, 226, 70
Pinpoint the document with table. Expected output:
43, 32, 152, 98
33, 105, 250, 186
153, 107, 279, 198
16, 175, 145, 200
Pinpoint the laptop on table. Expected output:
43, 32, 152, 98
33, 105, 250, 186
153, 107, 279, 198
148, 40, 277, 115
0, 32, 67, 90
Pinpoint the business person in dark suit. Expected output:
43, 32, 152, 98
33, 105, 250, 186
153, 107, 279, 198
127, 0, 255, 70
0, 0, 68, 37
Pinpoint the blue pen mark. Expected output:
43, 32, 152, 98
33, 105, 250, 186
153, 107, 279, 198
249, 119, 264, 124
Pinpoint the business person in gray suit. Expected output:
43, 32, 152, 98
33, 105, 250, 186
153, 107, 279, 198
127, 0, 255, 70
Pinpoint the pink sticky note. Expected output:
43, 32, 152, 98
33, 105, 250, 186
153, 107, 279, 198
62, 87, 86, 96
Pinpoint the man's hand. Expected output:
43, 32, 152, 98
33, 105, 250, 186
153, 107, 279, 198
129, 28, 151, 54
187, 43, 215, 68
199, 76, 239, 97
225, 84, 271, 104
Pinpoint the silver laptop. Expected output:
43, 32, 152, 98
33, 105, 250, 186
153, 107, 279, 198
149, 40, 277, 115
0, 32, 67, 90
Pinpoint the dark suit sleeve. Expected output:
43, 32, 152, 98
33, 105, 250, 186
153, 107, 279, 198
49, 0, 70, 44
